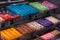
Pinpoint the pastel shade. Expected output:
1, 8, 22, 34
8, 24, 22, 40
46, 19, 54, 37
40, 33, 55, 40
46, 16, 59, 24
29, 2, 49, 13
26, 21, 44, 31
42, 1, 58, 10
40, 30, 60, 40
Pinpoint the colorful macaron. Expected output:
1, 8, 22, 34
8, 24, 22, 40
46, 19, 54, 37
40, 30, 60, 40
26, 21, 44, 31
36, 18, 53, 27
16, 25, 35, 35
42, 1, 58, 10
6, 4, 39, 18
29, 2, 49, 13
45, 16, 60, 24
1, 28, 23, 40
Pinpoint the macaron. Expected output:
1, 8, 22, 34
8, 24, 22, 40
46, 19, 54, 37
42, 1, 58, 10
36, 18, 53, 27
45, 16, 60, 24
29, 2, 49, 13
1, 28, 23, 40
40, 30, 60, 40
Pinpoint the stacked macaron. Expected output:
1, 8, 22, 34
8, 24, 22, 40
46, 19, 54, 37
26, 21, 44, 31
0, 14, 20, 23
29, 2, 49, 13
42, 1, 58, 10
16, 25, 35, 35
1, 28, 23, 40
34, 30, 60, 40
45, 16, 60, 24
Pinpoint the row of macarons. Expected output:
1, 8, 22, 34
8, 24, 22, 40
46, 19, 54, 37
1, 28, 60, 40
1, 16, 60, 40
6, 1, 59, 17
34, 30, 60, 40
0, 14, 20, 23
